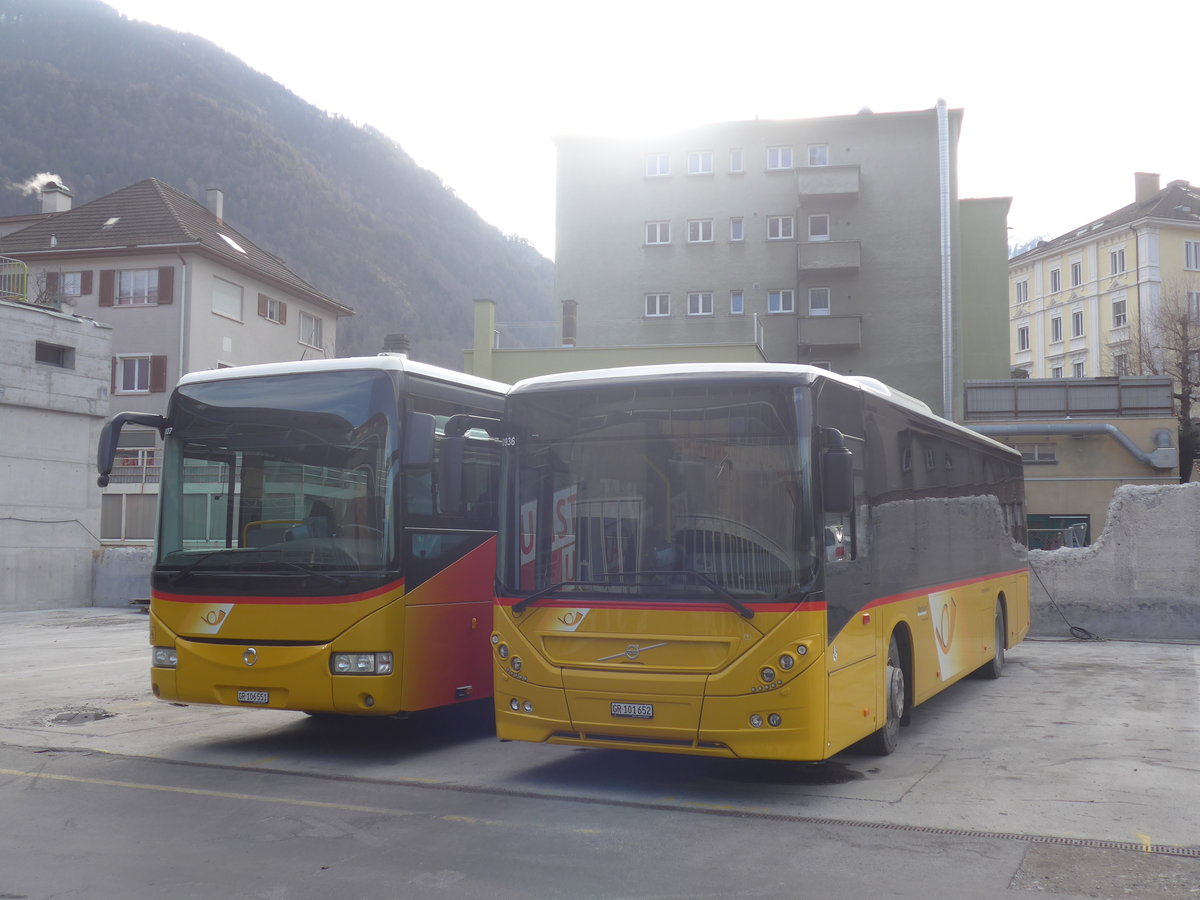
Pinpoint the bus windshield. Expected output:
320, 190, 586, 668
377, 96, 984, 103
156, 371, 395, 588
500, 380, 816, 602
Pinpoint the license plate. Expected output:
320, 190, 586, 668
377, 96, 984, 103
611, 701, 653, 719
237, 690, 269, 705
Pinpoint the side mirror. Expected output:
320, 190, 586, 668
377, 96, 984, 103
97, 412, 168, 487
403, 412, 436, 468
821, 427, 854, 514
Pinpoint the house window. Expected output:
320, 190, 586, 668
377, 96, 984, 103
808, 287, 831, 316
729, 218, 744, 242
768, 290, 794, 314
1112, 297, 1127, 327
808, 214, 831, 242
258, 293, 287, 324
1072, 309, 1084, 338
212, 276, 243, 321
807, 144, 829, 167
1051, 316, 1063, 343
115, 354, 167, 393
1015, 443, 1057, 464
1070, 261, 1083, 287
44, 270, 93, 300
35, 341, 74, 368
1188, 291, 1200, 323
1109, 248, 1126, 274
1015, 280, 1028, 303
687, 292, 713, 316
645, 221, 671, 245
645, 293, 670, 317
1050, 268, 1061, 293
1113, 353, 1130, 376
299, 312, 323, 349
645, 153, 670, 177
101, 493, 158, 540
687, 151, 713, 175
687, 219, 714, 243
1051, 365, 1064, 379
729, 290, 744, 315
767, 216, 794, 240
767, 146, 793, 170
116, 269, 160, 305
1073, 361, 1086, 378
1017, 325, 1030, 351
1185, 240, 1200, 270
729, 149, 744, 173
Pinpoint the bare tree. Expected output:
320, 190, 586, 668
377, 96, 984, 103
29, 270, 75, 311
1126, 277, 1200, 481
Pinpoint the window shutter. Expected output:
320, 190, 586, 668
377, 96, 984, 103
80, 271, 94, 295
279, 302, 287, 325
99, 270, 115, 307
157, 267, 174, 304
111, 357, 118, 392
149, 355, 168, 393
45, 271, 59, 296
258, 293, 268, 318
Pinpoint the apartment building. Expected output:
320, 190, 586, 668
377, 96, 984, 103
0, 178, 353, 545
552, 103, 1012, 417
1009, 173, 1200, 380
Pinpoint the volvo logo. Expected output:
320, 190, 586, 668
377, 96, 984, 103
598, 642, 667, 662
243, 647, 258, 667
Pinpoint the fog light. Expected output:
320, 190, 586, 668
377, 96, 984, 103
498, 644, 510, 660
749, 714, 764, 728
523, 700, 533, 713
778, 653, 795, 671
510, 656, 523, 672
768, 713, 782, 727
760, 666, 776, 683
510, 698, 520, 711
152, 646, 177, 668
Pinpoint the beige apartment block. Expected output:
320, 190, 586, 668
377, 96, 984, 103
550, 103, 1012, 419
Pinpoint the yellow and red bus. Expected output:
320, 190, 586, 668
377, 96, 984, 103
488, 364, 1029, 759
97, 356, 506, 717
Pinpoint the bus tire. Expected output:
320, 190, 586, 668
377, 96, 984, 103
976, 603, 1006, 680
863, 634, 904, 755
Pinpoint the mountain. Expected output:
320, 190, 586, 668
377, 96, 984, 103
0, 0, 555, 367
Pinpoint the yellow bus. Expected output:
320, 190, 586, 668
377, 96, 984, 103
487, 364, 1029, 760
97, 356, 506, 717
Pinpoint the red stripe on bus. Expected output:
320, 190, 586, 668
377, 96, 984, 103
152, 578, 405, 606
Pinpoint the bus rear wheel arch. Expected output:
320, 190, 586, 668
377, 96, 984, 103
861, 629, 911, 755
973, 596, 1007, 680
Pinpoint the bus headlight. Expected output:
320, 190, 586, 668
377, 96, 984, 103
778, 653, 795, 671
497, 644, 510, 660
760, 666, 776, 683
510, 656, 523, 672
330, 652, 393, 675
152, 646, 177, 668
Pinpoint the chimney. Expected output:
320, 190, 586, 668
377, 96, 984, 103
1134, 172, 1160, 204
472, 299, 496, 379
382, 333, 410, 356
40, 181, 72, 214
206, 187, 225, 223
561, 299, 578, 348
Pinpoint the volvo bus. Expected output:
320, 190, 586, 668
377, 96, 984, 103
487, 364, 1029, 760
97, 356, 506, 717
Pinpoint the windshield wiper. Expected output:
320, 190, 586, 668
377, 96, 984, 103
165, 550, 231, 586
511, 570, 754, 619
165, 551, 349, 587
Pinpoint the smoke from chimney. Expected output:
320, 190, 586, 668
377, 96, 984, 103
9, 172, 64, 197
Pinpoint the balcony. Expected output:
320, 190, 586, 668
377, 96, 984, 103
1, 255, 28, 303
798, 240, 861, 274
798, 315, 862, 349
798, 165, 860, 199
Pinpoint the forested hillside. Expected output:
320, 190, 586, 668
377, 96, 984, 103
0, 0, 555, 366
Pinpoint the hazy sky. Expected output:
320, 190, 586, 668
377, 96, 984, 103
104, 0, 1197, 260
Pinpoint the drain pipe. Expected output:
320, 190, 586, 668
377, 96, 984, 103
970, 422, 1177, 469
937, 99, 954, 420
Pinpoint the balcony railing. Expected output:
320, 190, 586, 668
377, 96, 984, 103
798, 240, 861, 273
798, 165, 860, 198
798, 315, 862, 349
0, 255, 28, 303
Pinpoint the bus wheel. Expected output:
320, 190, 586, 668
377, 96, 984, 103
976, 604, 1005, 680
863, 635, 904, 755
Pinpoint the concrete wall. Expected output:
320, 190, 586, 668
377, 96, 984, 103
92, 545, 154, 608
1028, 482, 1200, 640
0, 300, 111, 610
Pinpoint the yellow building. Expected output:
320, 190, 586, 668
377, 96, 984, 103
1009, 173, 1200, 379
